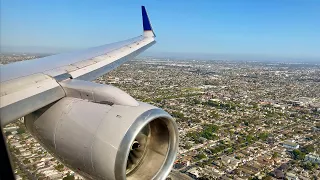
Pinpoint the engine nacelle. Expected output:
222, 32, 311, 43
25, 81, 178, 180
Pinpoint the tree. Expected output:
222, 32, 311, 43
253, 103, 259, 109
187, 124, 219, 143
193, 99, 201, 105
196, 153, 207, 160
258, 132, 269, 141
23, 159, 30, 164
302, 162, 318, 171
303, 162, 314, 170
17, 128, 26, 134
292, 149, 305, 160
210, 111, 220, 118
301, 144, 315, 154
171, 111, 185, 119
55, 164, 64, 171
249, 177, 259, 180
226, 148, 233, 154
63, 173, 75, 180
261, 175, 272, 180
272, 152, 279, 159
184, 143, 192, 150
203, 124, 219, 132
246, 135, 254, 143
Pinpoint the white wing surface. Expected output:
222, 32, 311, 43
0, 6, 156, 125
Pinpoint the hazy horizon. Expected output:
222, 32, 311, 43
1, 1, 320, 61
1, 45, 319, 64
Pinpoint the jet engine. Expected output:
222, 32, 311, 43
24, 80, 178, 180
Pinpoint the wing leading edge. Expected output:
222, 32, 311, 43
0, 6, 156, 125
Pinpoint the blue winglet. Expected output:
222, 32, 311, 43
142, 6, 156, 37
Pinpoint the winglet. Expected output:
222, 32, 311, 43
142, 6, 156, 37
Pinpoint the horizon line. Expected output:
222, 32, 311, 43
1, 45, 319, 63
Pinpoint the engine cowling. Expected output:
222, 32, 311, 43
24, 80, 179, 180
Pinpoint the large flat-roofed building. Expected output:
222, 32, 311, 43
305, 153, 320, 164
282, 140, 299, 150
286, 172, 299, 180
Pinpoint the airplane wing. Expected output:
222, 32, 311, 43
0, 7, 179, 180
0, 6, 156, 125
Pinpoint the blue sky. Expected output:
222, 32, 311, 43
1, 0, 320, 60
